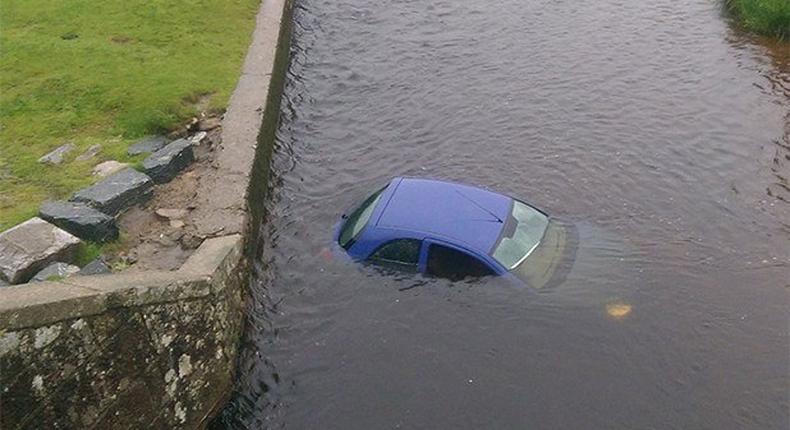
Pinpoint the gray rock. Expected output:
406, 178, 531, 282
128, 136, 168, 156
0, 278, 8, 287
30, 262, 80, 282
71, 168, 153, 215
142, 139, 194, 183
75, 144, 101, 161
77, 258, 111, 275
92, 160, 128, 177
0, 218, 81, 284
40, 201, 119, 242
39, 143, 75, 165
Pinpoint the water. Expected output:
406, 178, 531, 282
214, 0, 789, 428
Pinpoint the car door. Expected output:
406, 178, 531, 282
419, 239, 496, 281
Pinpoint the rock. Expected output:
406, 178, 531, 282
189, 131, 207, 144
75, 144, 102, 161
170, 220, 185, 229
77, 258, 112, 276
190, 131, 214, 160
92, 160, 129, 177
142, 139, 194, 184
39, 201, 119, 242
71, 168, 153, 215
38, 143, 75, 165
30, 262, 80, 282
128, 136, 168, 156
0, 277, 9, 287
155, 208, 188, 220
0, 218, 81, 284
197, 117, 221, 131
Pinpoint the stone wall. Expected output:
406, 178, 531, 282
0, 236, 245, 429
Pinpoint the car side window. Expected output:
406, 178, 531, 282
426, 244, 494, 281
369, 239, 421, 266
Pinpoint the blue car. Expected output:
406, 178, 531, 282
334, 177, 571, 287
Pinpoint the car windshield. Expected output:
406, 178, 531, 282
491, 201, 549, 269
338, 188, 385, 249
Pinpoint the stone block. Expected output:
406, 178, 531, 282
128, 136, 168, 156
77, 258, 112, 276
142, 139, 194, 184
40, 201, 119, 242
0, 218, 81, 284
31, 262, 80, 282
38, 143, 75, 165
71, 168, 153, 216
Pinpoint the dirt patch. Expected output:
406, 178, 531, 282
110, 124, 223, 272
110, 35, 134, 44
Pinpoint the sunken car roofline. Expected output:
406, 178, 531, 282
370, 224, 492, 256
369, 176, 514, 254
385, 176, 549, 219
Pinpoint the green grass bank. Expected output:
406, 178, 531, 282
726, 0, 790, 39
0, 0, 260, 231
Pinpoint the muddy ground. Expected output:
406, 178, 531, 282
110, 124, 226, 272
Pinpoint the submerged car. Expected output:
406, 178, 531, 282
334, 177, 573, 288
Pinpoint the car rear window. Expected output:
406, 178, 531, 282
338, 188, 385, 249
491, 201, 549, 269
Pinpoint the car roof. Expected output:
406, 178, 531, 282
374, 177, 513, 254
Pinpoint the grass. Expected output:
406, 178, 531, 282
74, 242, 104, 267
725, 0, 790, 39
0, 0, 261, 231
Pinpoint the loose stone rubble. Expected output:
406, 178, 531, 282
142, 139, 194, 183
0, 218, 81, 284
3, 117, 218, 285
30, 262, 80, 282
38, 143, 75, 165
128, 135, 168, 156
39, 201, 119, 243
71, 168, 153, 215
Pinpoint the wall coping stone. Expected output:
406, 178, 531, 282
0, 234, 242, 331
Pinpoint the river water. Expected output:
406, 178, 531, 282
214, 0, 789, 428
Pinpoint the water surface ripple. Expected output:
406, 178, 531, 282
215, 0, 789, 428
